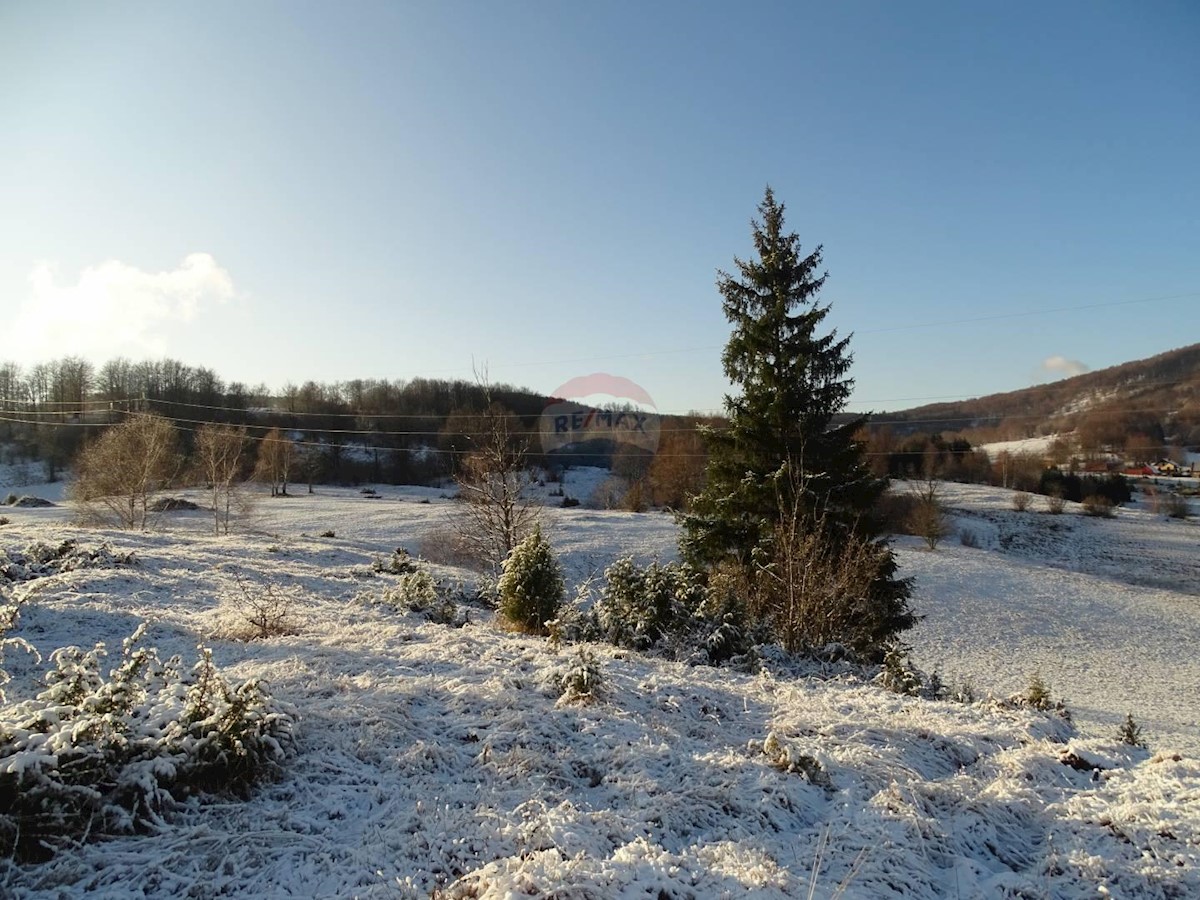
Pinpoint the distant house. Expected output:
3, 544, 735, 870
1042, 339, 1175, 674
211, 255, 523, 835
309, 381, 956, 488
1123, 465, 1156, 476
1155, 460, 1183, 476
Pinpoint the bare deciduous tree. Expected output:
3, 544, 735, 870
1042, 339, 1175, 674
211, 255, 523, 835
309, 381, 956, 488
453, 386, 539, 572
71, 414, 180, 529
195, 424, 248, 534
254, 428, 295, 497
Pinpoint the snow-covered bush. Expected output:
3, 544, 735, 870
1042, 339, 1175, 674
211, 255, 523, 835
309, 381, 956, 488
759, 731, 832, 789
369, 569, 461, 625
216, 572, 301, 640
1011, 490, 1032, 512
1082, 494, 1116, 518
1025, 671, 1053, 710
1118, 712, 1147, 748
596, 557, 702, 651
497, 526, 563, 635
877, 645, 923, 696
549, 649, 605, 705
0, 620, 295, 861
0, 539, 137, 584
1160, 492, 1191, 519
372, 549, 417, 574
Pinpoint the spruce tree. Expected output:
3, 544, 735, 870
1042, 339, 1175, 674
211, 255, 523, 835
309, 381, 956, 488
681, 187, 913, 653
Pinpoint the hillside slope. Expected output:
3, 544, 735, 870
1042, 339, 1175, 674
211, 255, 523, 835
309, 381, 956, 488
872, 342, 1200, 445
1, 488, 1198, 897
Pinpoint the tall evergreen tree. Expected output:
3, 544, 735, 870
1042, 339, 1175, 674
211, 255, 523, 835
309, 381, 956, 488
681, 188, 912, 652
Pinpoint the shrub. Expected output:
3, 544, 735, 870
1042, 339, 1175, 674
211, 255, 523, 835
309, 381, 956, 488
760, 732, 832, 789
552, 649, 605, 705
1081, 495, 1115, 518
878, 645, 923, 696
950, 677, 977, 704
3, 494, 15, 506
218, 572, 300, 640
597, 557, 703, 651
370, 569, 461, 625
873, 490, 919, 535
1045, 493, 1065, 515
622, 479, 648, 512
1011, 491, 1032, 512
1025, 671, 1053, 711
1162, 493, 1191, 519
0, 620, 295, 861
751, 515, 913, 660
958, 527, 980, 548
0, 517, 9, 527
497, 526, 563, 635
908, 480, 950, 550
319, 530, 336, 538
372, 549, 417, 574
70, 414, 181, 529
1118, 712, 1147, 748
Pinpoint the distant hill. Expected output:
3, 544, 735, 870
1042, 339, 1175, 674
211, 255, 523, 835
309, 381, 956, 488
870, 343, 1200, 449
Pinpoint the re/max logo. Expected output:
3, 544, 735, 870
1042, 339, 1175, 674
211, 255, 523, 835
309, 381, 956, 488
553, 409, 650, 434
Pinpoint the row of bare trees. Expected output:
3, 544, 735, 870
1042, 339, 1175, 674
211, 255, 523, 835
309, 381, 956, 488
70, 416, 301, 532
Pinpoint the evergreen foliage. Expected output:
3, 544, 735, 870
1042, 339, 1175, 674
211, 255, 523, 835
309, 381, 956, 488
497, 526, 564, 635
0, 612, 295, 861
680, 188, 913, 654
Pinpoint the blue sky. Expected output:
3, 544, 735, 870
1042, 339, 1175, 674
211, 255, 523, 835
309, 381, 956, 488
1, 1, 1197, 414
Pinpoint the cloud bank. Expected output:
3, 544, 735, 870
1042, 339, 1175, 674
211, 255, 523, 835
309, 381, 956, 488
11, 253, 236, 362
1041, 355, 1090, 378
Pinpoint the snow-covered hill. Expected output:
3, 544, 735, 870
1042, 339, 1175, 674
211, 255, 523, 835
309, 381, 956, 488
1, 481, 1198, 897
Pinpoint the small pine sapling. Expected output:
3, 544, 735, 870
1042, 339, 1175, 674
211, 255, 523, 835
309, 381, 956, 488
1118, 712, 1147, 748
497, 525, 564, 635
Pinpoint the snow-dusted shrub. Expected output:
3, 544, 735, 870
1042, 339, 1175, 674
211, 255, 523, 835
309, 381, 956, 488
759, 732, 832, 789
217, 572, 301, 640
551, 649, 605, 705
546, 580, 602, 648
0, 622, 295, 861
1081, 494, 1115, 518
0, 539, 137, 583
1045, 492, 1065, 515
497, 526, 563, 635
1024, 671, 1053, 711
877, 645, 923, 696
0, 516, 8, 527
1160, 493, 1190, 519
1118, 712, 1147, 748
370, 569, 461, 625
597, 557, 703, 651
958, 527, 980, 548
1011, 490, 1032, 512
372, 549, 417, 574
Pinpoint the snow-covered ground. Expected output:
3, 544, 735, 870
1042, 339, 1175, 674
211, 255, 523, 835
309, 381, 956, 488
2, 477, 1199, 896
978, 435, 1060, 459
900, 482, 1200, 758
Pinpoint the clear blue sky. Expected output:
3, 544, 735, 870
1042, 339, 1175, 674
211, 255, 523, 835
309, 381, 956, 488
2, 1, 1197, 414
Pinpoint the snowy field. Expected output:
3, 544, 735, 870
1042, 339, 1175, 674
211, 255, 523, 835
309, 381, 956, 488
1, 474, 1199, 897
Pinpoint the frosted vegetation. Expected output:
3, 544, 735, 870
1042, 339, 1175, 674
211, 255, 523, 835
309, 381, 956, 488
0, 477, 1198, 896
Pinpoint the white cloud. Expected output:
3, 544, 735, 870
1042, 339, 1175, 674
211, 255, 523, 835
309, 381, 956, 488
1042, 355, 1089, 378
11, 253, 236, 361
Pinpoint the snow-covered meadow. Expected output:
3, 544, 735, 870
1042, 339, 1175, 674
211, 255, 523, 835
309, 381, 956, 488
1, 473, 1199, 897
